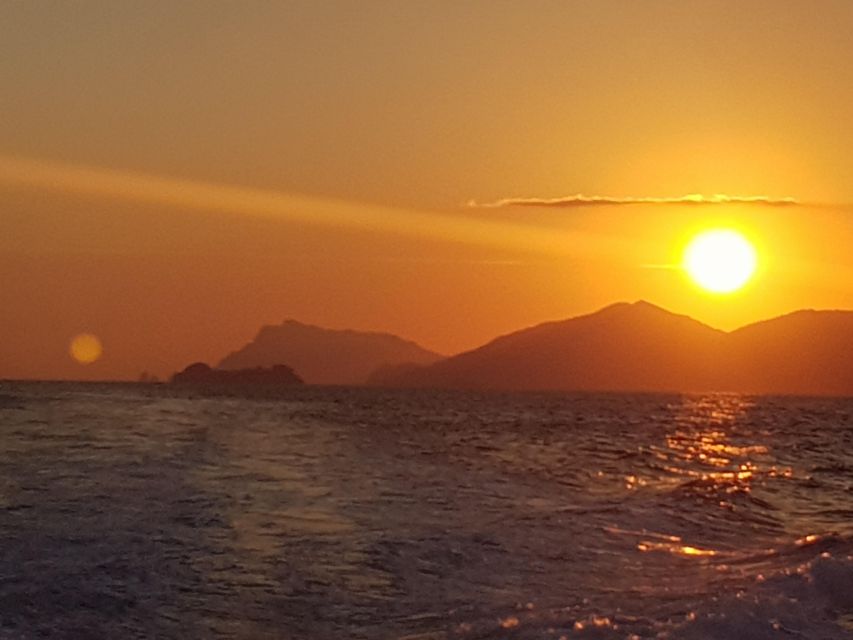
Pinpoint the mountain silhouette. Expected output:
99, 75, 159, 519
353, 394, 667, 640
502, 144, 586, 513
371, 301, 853, 396
218, 320, 442, 385
726, 310, 853, 396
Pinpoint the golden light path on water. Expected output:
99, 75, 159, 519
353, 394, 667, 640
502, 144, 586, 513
618, 395, 797, 561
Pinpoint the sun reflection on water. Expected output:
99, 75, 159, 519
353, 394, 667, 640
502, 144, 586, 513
642, 395, 795, 498
618, 394, 800, 562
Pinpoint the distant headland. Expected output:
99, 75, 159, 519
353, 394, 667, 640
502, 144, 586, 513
217, 319, 442, 385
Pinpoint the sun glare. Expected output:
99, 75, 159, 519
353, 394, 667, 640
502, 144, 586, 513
683, 229, 757, 293
69, 333, 103, 365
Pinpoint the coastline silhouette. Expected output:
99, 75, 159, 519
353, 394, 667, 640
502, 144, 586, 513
169, 301, 853, 397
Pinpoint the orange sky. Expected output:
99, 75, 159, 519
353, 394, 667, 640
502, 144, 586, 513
3, 1, 853, 380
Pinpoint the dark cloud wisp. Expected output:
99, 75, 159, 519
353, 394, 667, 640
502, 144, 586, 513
468, 194, 801, 209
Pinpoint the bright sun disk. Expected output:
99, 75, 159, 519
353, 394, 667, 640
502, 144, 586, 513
683, 229, 757, 293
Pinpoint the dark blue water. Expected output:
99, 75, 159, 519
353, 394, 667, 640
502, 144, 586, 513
1, 382, 852, 639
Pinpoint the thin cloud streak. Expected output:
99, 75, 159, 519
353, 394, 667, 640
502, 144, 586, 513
469, 194, 802, 209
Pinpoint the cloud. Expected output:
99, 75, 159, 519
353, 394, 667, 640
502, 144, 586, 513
0, 154, 626, 258
468, 193, 801, 209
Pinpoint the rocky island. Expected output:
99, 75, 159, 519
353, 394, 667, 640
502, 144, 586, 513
171, 362, 304, 386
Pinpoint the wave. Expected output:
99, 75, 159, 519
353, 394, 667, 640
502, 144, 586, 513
453, 533, 853, 639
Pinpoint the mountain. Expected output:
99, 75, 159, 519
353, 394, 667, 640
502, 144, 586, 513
373, 301, 853, 396
726, 310, 853, 396
372, 302, 727, 392
218, 320, 442, 385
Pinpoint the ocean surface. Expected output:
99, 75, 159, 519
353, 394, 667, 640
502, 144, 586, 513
1, 383, 852, 639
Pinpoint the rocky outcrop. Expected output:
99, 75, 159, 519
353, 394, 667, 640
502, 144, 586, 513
171, 362, 304, 386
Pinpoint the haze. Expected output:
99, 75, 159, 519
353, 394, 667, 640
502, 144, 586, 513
3, 1, 853, 380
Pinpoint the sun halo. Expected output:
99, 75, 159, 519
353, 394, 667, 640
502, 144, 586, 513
69, 333, 103, 365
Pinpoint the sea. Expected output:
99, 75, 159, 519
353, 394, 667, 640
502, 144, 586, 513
1, 382, 852, 639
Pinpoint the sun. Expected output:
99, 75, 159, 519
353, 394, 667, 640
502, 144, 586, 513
683, 229, 757, 293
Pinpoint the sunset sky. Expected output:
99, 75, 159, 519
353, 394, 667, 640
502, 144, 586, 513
3, 1, 853, 380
